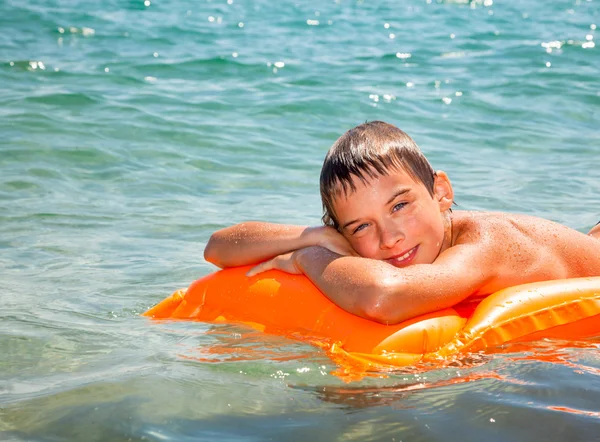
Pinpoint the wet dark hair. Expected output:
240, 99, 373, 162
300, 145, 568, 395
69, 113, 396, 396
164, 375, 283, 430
320, 121, 436, 229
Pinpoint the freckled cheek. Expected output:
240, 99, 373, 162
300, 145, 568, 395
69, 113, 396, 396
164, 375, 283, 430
350, 237, 379, 259
401, 215, 424, 238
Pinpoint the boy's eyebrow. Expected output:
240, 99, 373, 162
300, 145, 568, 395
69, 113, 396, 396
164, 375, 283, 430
341, 187, 411, 230
386, 187, 411, 205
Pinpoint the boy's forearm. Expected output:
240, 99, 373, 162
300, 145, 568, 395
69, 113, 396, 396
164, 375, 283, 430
294, 247, 452, 324
204, 222, 319, 268
293, 246, 392, 321
294, 246, 485, 325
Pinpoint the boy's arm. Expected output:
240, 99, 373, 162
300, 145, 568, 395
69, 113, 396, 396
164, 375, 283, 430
204, 222, 355, 268
291, 244, 493, 324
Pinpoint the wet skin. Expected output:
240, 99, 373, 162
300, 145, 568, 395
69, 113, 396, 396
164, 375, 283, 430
206, 169, 600, 324
333, 168, 453, 268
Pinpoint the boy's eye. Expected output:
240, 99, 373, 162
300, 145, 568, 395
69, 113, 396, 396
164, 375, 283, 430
353, 223, 368, 234
392, 202, 407, 212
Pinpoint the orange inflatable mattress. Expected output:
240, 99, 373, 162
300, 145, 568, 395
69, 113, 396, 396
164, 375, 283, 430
144, 266, 600, 368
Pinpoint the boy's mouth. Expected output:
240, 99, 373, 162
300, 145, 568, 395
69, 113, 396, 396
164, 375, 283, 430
385, 246, 418, 267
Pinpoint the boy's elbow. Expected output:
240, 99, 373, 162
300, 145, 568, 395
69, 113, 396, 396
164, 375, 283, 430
362, 302, 407, 325
203, 236, 224, 268
360, 278, 412, 325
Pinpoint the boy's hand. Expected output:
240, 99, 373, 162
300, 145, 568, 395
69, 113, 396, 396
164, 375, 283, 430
246, 251, 301, 277
310, 226, 357, 257
245, 227, 357, 277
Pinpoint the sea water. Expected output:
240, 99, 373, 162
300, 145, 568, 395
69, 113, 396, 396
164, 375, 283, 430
1, 0, 599, 440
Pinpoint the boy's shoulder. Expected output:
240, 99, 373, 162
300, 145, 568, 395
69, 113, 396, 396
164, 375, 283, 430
452, 210, 569, 246
449, 210, 600, 281
452, 210, 596, 254
454, 210, 561, 230
451, 210, 520, 240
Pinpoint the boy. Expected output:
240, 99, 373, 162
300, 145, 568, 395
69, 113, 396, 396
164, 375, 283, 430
204, 121, 600, 325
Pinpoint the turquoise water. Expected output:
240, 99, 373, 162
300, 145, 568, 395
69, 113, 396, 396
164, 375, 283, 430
1, 0, 599, 439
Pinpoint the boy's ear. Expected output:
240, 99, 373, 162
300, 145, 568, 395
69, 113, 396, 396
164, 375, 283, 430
433, 170, 454, 211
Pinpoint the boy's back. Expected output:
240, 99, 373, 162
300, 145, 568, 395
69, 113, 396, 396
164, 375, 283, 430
451, 211, 600, 296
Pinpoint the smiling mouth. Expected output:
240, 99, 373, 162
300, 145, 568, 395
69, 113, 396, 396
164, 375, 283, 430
385, 246, 418, 267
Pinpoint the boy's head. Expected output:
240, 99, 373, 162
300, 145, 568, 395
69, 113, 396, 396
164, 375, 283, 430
320, 121, 436, 229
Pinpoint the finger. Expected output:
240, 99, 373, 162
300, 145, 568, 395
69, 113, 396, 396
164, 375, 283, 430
246, 260, 273, 277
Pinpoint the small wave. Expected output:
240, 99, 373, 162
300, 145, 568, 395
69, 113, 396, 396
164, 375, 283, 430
25, 92, 99, 106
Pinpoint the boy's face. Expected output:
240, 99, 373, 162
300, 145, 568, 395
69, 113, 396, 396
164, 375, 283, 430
332, 168, 453, 267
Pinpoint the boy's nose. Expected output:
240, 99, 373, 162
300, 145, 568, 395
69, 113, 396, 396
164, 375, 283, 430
379, 223, 403, 250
